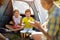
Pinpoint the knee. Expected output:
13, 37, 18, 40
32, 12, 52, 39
5, 25, 9, 27
32, 34, 42, 40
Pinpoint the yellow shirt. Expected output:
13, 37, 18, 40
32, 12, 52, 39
22, 17, 34, 28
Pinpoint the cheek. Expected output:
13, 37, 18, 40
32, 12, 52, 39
28, 14, 30, 16
17, 14, 19, 15
14, 14, 17, 16
28, 15, 30, 16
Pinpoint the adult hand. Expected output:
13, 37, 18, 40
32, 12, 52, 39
30, 21, 42, 29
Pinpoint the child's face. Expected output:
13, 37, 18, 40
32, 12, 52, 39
25, 12, 31, 17
14, 12, 19, 17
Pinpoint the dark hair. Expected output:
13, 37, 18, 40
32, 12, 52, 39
13, 10, 19, 14
25, 9, 31, 14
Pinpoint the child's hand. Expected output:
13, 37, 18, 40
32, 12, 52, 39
16, 25, 20, 28
21, 23, 25, 26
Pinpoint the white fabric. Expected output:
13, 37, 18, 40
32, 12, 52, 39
31, 32, 43, 35
34, 0, 48, 24
13, 15, 21, 25
20, 28, 36, 33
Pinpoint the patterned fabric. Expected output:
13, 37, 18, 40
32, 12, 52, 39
47, 5, 60, 40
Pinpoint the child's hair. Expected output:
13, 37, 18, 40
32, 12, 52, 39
13, 10, 19, 14
25, 9, 31, 14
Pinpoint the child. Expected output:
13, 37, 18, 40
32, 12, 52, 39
20, 9, 35, 33
5, 10, 23, 32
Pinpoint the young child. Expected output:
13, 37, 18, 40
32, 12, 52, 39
20, 9, 35, 33
5, 10, 23, 32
